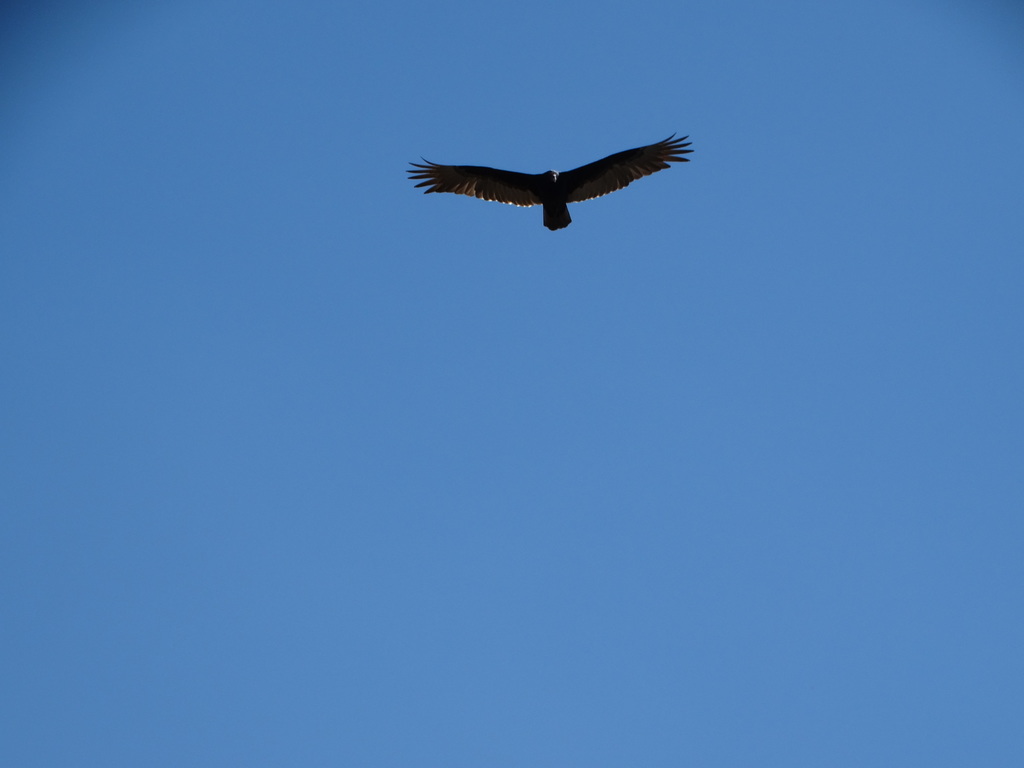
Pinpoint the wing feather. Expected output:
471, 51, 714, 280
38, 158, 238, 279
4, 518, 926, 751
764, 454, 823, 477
563, 135, 693, 204
407, 162, 542, 207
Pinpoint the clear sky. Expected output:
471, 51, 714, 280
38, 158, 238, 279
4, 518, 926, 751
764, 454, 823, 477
2, 1, 1023, 766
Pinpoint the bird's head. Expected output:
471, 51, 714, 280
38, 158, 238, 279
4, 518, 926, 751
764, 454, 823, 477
545, 170, 559, 181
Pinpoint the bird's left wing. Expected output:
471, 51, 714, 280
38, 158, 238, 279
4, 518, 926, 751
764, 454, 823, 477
407, 162, 542, 207
563, 135, 693, 203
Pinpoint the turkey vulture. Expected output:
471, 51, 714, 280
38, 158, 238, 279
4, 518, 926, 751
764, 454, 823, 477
407, 135, 693, 230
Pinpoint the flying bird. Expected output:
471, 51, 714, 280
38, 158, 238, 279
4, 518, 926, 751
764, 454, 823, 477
407, 135, 693, 230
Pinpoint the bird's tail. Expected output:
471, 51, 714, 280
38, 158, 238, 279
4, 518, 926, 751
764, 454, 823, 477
543, 203, 571, 231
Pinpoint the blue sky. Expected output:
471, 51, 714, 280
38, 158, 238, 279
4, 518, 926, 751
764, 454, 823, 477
2, 1, 1023, 766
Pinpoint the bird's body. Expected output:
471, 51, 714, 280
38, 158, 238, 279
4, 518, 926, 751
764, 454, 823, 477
407, 135, 692, 230
534, 171, 572, 231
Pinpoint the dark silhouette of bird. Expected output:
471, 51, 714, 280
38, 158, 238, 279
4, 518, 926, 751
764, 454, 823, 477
407, 135, 693, 230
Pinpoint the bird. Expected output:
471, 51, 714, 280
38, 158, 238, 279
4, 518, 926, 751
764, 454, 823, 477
407, 135, 693, 230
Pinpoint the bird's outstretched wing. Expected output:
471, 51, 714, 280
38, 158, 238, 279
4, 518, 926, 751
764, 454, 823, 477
407, 162, 542, 207
562, 135, 693, 204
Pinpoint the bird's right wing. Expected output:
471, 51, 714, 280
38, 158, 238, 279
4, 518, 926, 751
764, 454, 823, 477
407, 162, 542, 207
